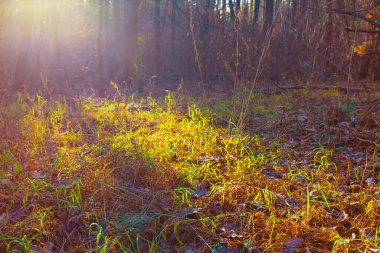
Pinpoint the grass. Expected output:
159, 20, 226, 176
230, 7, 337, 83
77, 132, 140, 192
0, 87, 379, 252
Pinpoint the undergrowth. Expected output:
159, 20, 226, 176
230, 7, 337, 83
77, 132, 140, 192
0, 88, 379, 252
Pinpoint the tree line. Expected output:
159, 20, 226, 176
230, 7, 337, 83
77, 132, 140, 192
0, 0, 378, 94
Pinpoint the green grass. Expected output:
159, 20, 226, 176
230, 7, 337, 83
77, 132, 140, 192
0, 89, 379, 252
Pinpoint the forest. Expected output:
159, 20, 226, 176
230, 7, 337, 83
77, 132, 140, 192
0, 0, 379, 252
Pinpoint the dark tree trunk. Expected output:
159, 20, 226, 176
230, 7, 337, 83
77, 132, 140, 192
302, 0, 308, 10
253, 0, 260, 24
291, 0, 297, 23
202, 0, 211, 40
236, 0, 241, 17
229, 0, 235, 21
264, 0, 274, 32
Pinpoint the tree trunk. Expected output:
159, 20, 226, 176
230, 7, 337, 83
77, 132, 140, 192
97, 0, 105, 94
222, 0, 226, 30
264, 0, 274, 32
236, 0, 241, 17
171, 0, 176, 69
125, 1, 139, 78
201, 0, 211, 41
154, 0, 161, 72
324, 0, 333, 75
229, 0, 235, 21
253, 0, 260, 24
222, 0, 226, 19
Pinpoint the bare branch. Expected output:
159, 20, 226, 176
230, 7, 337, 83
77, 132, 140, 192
334, 8, 380, 28
345, 27, 380, 33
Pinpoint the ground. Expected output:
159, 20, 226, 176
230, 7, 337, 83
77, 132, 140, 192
0, 84, 379, 252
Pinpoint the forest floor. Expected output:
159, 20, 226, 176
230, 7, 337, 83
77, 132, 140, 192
0, 83, 379, 252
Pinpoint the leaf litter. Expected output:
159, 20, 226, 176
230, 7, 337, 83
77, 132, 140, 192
0, 89, 379, 252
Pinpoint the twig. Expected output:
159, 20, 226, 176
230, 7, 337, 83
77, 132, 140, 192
352, 136, 379, 147
334, 9, 380, 28
345, 27, 380, 33
360, 98, 380, 123
276, 84, 368, 92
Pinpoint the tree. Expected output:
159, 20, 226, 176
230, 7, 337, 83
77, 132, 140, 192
154, 0, 161, 72
236, 0, 241, 18
264, 0, 274, 32
171, 0, 176, 68
253, 0, 260, 24
222, 0, 227, 22
125, 0, 139, 78
229, 0, 235, 21
324, 0, 333, 74
97, 0, 105, 94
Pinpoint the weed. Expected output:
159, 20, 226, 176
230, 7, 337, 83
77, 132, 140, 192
0, 90, 378, 252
